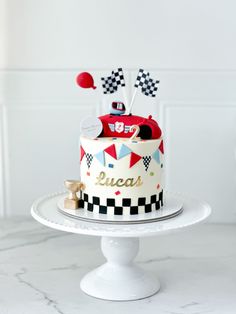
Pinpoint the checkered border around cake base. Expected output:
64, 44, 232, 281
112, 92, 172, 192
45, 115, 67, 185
79, 190, 163, 215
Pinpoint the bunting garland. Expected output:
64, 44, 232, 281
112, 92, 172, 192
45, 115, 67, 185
85, 153, 93, 168
118, 144, 132, 159
80, 146, 85, 163
142, 156, 152, 171
152, 149, 160, 164
130, 152, 142, 168
82, 142, 163, 169
104, 144, 117, 159
159, 140, 164, 154
94, 151, 105, 166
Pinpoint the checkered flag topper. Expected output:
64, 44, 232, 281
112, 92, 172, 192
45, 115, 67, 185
134, 69, 150, 88
112, 68, 125, 87
101, 68, 125, 94
101, 75, 117, 94
85, 153, 93, 168
134, 69, 160, 97
142, 156, 152, 171
142, 77, 159, 97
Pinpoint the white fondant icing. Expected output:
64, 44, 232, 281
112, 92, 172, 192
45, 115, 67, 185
80, 136, 164, 213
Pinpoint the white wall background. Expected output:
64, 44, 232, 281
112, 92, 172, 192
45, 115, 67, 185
1, 0, 236, 222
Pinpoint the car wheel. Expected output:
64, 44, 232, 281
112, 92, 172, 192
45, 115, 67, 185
139, 125, 152, 139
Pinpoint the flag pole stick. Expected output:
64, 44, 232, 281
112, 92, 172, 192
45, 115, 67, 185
121, 86, 129, 111
126, 88, 137, 115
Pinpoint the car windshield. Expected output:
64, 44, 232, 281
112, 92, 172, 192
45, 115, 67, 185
112, 102, 124, 110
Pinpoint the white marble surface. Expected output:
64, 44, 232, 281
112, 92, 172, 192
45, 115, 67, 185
0, 218, 235, 314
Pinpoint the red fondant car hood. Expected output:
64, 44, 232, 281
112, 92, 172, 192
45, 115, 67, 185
99, 114, 162, 139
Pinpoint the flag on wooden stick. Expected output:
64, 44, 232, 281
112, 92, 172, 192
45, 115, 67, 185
127, 69, 160, 114
134, 69, 150, 88
142, 77, 159, 97
101, 68, 125, 94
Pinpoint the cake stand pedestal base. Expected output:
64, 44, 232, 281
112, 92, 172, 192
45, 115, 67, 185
80, 237, 160, 301
31, 192, 211, 302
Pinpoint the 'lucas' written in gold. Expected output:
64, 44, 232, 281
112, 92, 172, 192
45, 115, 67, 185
95, 171, 143, 187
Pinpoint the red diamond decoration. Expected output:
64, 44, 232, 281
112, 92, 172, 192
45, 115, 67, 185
80, 146, 85, 162
86, 171, 90, 176
104, 144, 117, 159
129, 152, 142, 168
159, 140, 164, 154
115, 191, 121, 195
157, 184, 160, 189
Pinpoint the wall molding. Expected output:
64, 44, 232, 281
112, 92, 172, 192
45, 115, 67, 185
159, 101, 236, 189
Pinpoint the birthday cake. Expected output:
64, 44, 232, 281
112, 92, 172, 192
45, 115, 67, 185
79, 134, 164, 216
75, 69, 163, 216
64, 68, 164, 216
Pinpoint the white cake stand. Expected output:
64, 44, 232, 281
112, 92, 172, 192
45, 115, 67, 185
31, 191, 211, 301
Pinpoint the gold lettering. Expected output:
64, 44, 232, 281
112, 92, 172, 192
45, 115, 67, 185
125, 178, 133, 187
95, 171, 106, 185
105, 177, 114, 186
95, 172, 143, 188
135, 176, 143, 187
116, 178, 125, 187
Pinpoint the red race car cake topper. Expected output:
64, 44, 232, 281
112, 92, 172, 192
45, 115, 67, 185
99, 113, 162, 140
76, 68, 161, 140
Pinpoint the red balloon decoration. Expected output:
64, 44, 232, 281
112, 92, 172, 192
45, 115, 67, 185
76, 72, 96, 89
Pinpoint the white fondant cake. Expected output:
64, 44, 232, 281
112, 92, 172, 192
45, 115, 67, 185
79, 136, 164, 216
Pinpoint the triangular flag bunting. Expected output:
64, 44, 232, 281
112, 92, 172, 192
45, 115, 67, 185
159, 140, 164, 154
152, 150, 160, 164
85, 153, 93, 168
142, 156, 152, 171
104, 144, 117, 159
95, 151, 105, 166
129, 152, 142, 168
80, 146, 85, 163
118, 144, 132, 159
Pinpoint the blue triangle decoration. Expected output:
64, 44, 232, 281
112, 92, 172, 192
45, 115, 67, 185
118, 144, 132, 159
94, 151, 105, 166
152, 150, 160, 164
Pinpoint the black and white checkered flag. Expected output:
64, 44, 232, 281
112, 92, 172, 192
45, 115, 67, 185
85, 153, 93, 168
142, 77, 159, 97
142, 156, 152, 171
134, 69, 150, 88
127, 69, 160, 114
101, 68, 125, 94
134, 69, 159, 97
101, 75, 117, 94
112, 68, 125, 87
